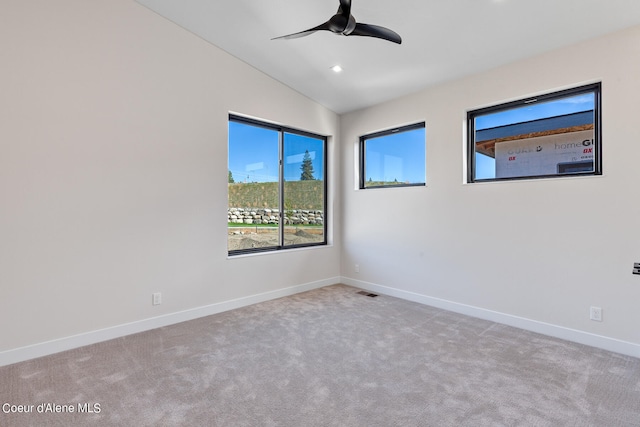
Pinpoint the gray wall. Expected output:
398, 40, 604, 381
340, 26, 640, 351
0, 0, 341, 361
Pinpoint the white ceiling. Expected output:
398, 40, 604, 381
135, 0, 640, 114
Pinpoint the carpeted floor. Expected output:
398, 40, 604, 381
1, 284, 639, 426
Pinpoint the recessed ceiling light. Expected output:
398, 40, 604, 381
331, 65, 343, 73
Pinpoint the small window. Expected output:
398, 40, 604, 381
467, 83, 602, 182
360, 123, 426, 189
228, 115, 327, 255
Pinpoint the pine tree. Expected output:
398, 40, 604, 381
300, 150, 315, 180
228, 170, 235, 183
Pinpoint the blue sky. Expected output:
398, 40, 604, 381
475, 93, 594, 130
229, 92, 594, 184
363, 127, 426, 183
228, 122, 324, 183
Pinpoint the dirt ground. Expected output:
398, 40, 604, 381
228, 227, 324, 251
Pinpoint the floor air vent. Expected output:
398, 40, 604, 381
356, 291, 379, 298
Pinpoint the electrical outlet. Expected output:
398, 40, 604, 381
152, 292, 162, 306
355, 264, 360, 273
590, 306, 602, 322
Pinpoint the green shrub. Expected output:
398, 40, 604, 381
228, 181, 324, 210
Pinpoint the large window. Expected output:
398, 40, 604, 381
228, 115, 327, 255
360, 123, 426, 189
467, 83, 602, 182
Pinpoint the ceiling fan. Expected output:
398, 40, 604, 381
273, 0, 402, 44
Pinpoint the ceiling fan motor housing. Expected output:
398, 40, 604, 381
329, 13, 357, 35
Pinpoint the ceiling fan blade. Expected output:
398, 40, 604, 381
338, 0, 352, 16
272, 21, 332, 40
351, 22, 402, 44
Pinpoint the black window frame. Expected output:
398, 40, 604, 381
228, 114, 328, 256
467, 83, 602, 183
359, 122, 427, 189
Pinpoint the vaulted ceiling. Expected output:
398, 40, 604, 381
136, 0, 640, 114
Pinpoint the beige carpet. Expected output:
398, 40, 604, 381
1, 284, 639, 426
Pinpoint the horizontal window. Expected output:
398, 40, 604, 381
467, 83, 602, 182
360, 123, 426, 189
228, 115, 327, 255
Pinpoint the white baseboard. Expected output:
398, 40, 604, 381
0, 277, 340, 367
341, 276, 640, 359
4, 276, 637, 367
